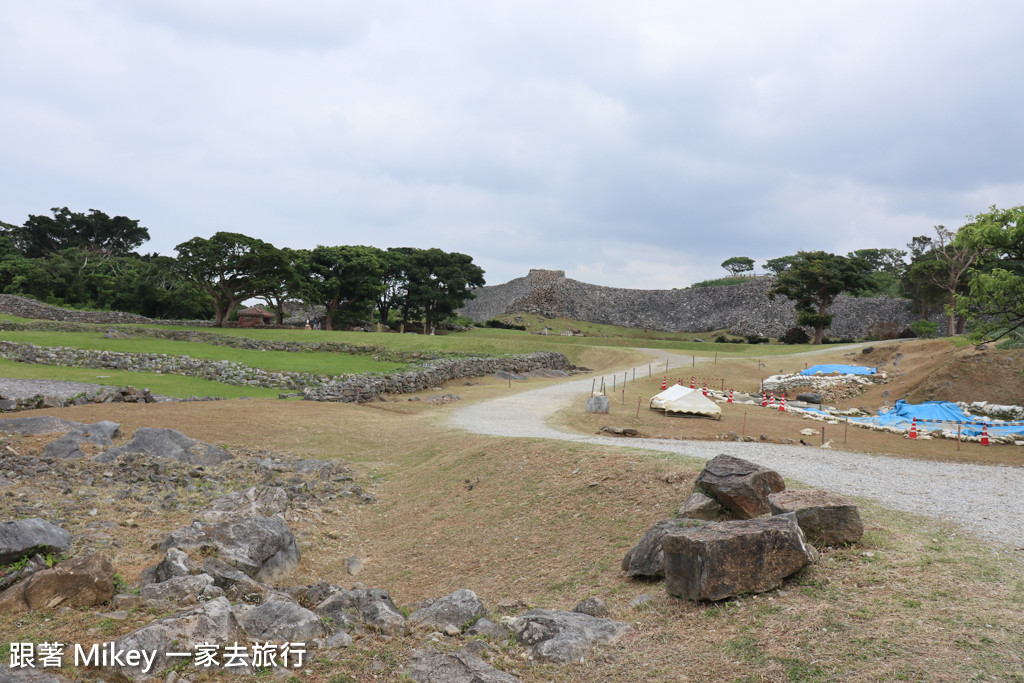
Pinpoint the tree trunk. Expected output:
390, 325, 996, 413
946, 293, 957, 336
325, 303, 338, 331
813, 326, 824, 345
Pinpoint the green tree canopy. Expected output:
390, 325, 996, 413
298, 245, 385, 331
767, 251, 868, 344
721, 256, 755, 277
11, 207, 150, 258
175, 232, 288, 326
763, 255, 797, 276
404, 248, 485, 333
954, 205, 1024, 343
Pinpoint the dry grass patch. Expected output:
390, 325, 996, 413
0, 389, 1022, 682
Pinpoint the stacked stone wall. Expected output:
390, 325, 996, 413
460, 270, 932, 338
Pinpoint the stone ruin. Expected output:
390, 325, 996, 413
622, 454, 863, 601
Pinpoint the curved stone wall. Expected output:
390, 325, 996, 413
459, 270, 927, 338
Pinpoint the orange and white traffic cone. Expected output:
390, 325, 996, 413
909, 418, 917, 439
981, 424, 990, 446
727, 389, 733, 403
661, 377, 667, 390
702, 382, 707, 397
761, 391, 768, 407
690, 377, 695, 389
768, 391, 775, 408
779, 394, 786, 412
677, 378, 682, 386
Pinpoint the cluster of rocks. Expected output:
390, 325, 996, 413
0, 294, 160, 325
458, 269, 936, 338
304, 351, 574, 404
0, 384, 221, 414
0, 418, 631, 682
761, 369, 885, 398
622, 454, 863, 601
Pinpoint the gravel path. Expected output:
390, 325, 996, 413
451, 349, 1024, 550
0, 378, 118, 399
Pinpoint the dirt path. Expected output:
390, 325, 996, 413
451, 348, 1024, 551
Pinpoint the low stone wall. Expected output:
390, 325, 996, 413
303, 351, 574, 403
0, 386, 220, 412
0, 341, 573, 403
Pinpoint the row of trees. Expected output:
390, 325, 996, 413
752, 205, 1024, 344
0, 208, 485, 329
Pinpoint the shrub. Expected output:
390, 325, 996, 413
780, 326, 810, 345
744, 334, 769, 345
484, 319, 526, 331
909, 319, 939, 339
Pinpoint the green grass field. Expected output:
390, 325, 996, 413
0, 316, 821, 399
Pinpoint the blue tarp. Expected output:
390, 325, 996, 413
850, 399, 1024, 437
801, 364, 877, 376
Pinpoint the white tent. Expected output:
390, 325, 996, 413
650, 384, 693, 410
663, 388, 722, 419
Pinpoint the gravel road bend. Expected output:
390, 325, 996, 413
450, 349, 1024, 550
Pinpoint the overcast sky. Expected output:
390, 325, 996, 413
2, 1, 1022, 289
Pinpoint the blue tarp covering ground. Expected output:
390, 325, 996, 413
801, 364, 877, 376
851, 399, 1024, 437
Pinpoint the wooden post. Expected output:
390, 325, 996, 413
715, 352, 717, 364
821, 426, 825, 446
591, 378, 595, 394
692, 356, 695, 368
632, 368, 636, 381
957, 424, 961, 451
613, 375, 616, 391
742, 411, 747, 435
636, 396, 642, 418
665, 359, 669, 372
621, 389, 625, 404
844, 421, 848, 444
648, 363, 651, 377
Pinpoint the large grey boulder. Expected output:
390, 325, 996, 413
315, 587, 407, 636
160, 515, 300, 582
585, 396, 610, 414
0, 552, 115, 610
199, 486, 289, 523
511, 609, 630, 664
408, 589, 488, 632
238, 598, 326, 642
0, 517, 72, 565
662, 515, 816, 601
0, 416, 85, 435
695, 454, 786, 518
41, 421, 120, 459
768, 489, 864, 546
113, 597, 245, 679
405, 648, 520, 683
96, 427, 232, 466
201, 556, 267, 603
621, 518, 705, 578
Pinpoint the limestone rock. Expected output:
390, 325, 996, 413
585, 396, 610, 414
41, 421, 120, 459
0, 416, 85, 435
140, 574, 222, 606
678, 491, 726, 521
160, 515, 300, 582
768, 489, 864, 546
199, 486, 289, 523
466, 617, 510, 639
139, 547, 196, 586
0, 517, 72, 565
511, 609, 630, 664
405, 648, 520, 683
238, 598, 326, 642
796, 392, 822, 404
662, 515, 815, 601
113, 597, 245, 679
621, 518, 705, 578
694, 454, 786, 518
572, 597, 610, 618
96, 427, 232, 466
201, 557, 267, 603
0, 552, 114, 610
408, 589, 488, 632
316, 587, 408, 635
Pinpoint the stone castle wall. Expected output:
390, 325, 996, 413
459, 269, 925, 338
